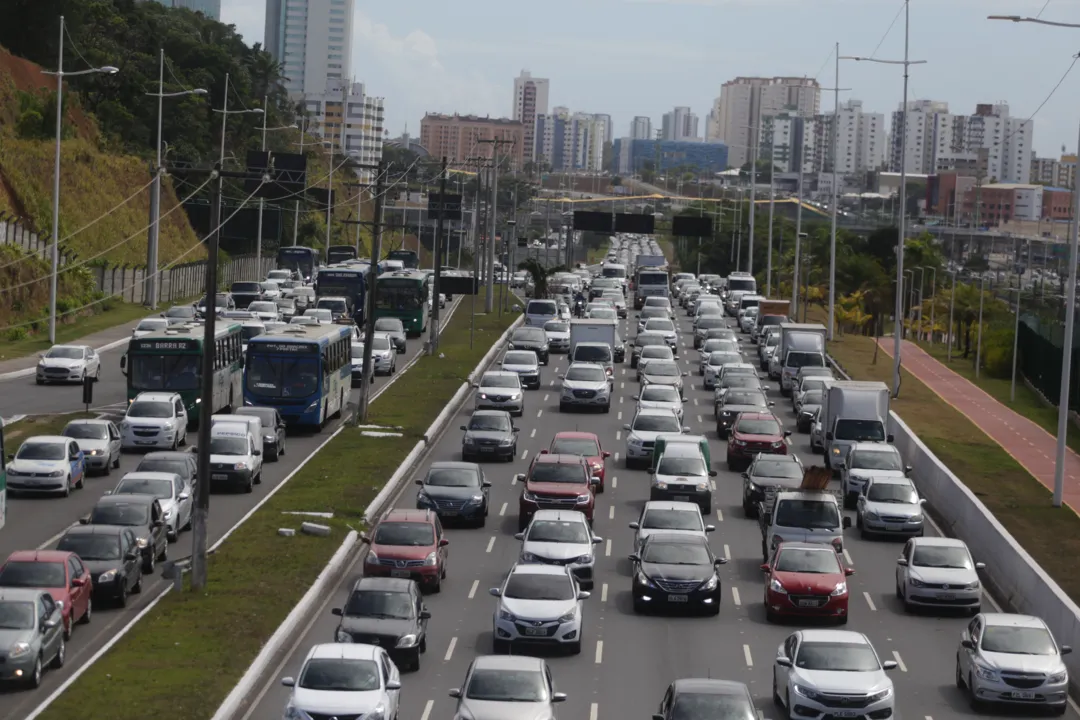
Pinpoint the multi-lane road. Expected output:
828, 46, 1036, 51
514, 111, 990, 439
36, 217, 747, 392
0, 303, 460, 719
237, 302, 1080, 720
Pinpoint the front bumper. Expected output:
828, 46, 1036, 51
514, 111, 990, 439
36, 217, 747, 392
6, 472, 68, 493
520, 499, 594, 524
969, 674, 1068, 709
475, 396, 524, 413
650, 485, 711, 510
633, 578, 720, 611
363, 560, 442, 588
209, 467, 253, 489
625, 442, 654, 461
83, 452, 111, 470
464, 441, 515, 459
92, 574, 130, 600
903, 581, 980, 609
494, 616, 581, 646
0, 652, 39, 681
373, 355, 394, 373
765, 589, 848, 619
786, 688, 894, 719
515, 372, 541, 389
861, 514, 923, 536
561, 391, 610, 408
417, 496, 486, 520
121, 427, 177, 449
37, 366, 84, 382
548, 339, 570, 353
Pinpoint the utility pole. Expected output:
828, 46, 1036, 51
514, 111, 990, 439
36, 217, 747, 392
429, 156, 448, 354
357, 161, 387, 423
479, 138, 515, 310
292, 115, 307, 246
470, 158, 485, 349
748, 125, 757, 276
766, 115, 776, 298
792, 121, 805, 316
825, 45, 853, 341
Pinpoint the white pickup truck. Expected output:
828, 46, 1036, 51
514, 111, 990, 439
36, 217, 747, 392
757, 487, 850, 562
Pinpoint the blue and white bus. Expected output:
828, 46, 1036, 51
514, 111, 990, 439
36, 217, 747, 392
277, 246, 321, 282
315, 267, 368, 324
243, 324, 352, 429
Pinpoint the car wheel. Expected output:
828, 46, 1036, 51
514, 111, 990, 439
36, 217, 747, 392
112, 453, 121, 469
27, 655, 43, 688
968, 674, 982, 710
144, 552, 155, 575
75, 472, 84, 490
132, 571, 143, 594
80, 599, 91, 625
955, 657, 965, 689
36, 378, 44, 385
431, 578, 441, 594
158, 541, 168, 562
62, 476, 71, 498
118, 582, 128, 608
63, 614, 72, 640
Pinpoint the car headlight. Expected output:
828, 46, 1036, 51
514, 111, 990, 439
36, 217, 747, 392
556, 610, 576, 624
769, 578, 787, 594
263, 434, 275, 442
575, 494, 591, 503
867, 687, 893, 703
635, 571, 655, 587
966, 581, 980, 590
771, 441, 784, 448
831, 446, 841, 455
733, 439, 746, 446
909, 577, 925, 588
793, 684, 820, 700
416, 492, 432, 506
365, 551, 379, 565
8, 642, 31, 658
521, 552, 537, 563
336, 628, 354, 643
467, 494, 484, 504
498, 608, 517, 621
499, 438, 514, 446
136, 536, 149, 548
910, 514, 924, 523
696, 482, 709, 491
522, 490, 537, 502
161, 421, 174, 430
47, 470, 64, 477
479, 393, 489, 399
1049, 670, 1067, 684
396, 633, 419, 648
974, 664, 1000, 681
367, 705, 386, 720
423, 551, 438, 566
700, 575, 718, 591
574, 555, 593, 564
233, 462, 248, 470
654, 480, 667, 490
865, 511, 879, 521
87, 449, 103, 456
305, 400, 320, 412
831, 582, 847, 596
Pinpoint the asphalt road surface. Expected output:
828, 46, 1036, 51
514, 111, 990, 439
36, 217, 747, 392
238, 305, 1080, 720
0, 343, 131, 420
0, 303, 460, 720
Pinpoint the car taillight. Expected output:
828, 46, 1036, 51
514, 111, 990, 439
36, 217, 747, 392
605, 367, 613, 375
832, 537, 844, 553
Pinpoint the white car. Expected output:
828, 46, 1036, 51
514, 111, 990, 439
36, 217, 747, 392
5, 435, 85, 495
543, 320, 570, 354
208, 424, 263, 493
515, 509, 602, 590
559, 362, 611, 413
638, 306, 671, 333
303, 308, 334, 324
629, 500, 713, 552
856, 476, 925, 538
636, 384, 685, 424
36, 344, 100, 385
247, 301, 280, 323
349, 342, 375, 386
120, 392, 188, 451
131, 317, 169, 337
773, 630, 897, 720
369, 333, 397, 375
840, 443, 910, 508
109, 471, 192, 542
649, 442, 715, 513
289, 315, 319, 326
699, 349, 741, 377
281, 643, 401, 720
490, 563, 588, 654
624, 408, 686, 468
473, 371, 525, 416
896, 536, 984, 614
703, 352, 742, 389
61, 418, 121, 475
449, 655, 567, 719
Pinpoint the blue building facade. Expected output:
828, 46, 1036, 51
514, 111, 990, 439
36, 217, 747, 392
612, 138, 729, 175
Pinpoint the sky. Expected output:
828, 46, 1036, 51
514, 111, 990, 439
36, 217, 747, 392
222, 0, 1080, 158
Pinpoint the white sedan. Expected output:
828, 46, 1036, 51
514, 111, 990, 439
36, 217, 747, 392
282, 643, 401, 720
36, 344, 100, 385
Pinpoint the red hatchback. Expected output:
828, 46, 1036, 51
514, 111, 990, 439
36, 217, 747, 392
362, 509, 449, 593
0, 550, 93, 638
544, 432, 611, 491
726, 411, 790, 471
761, 541, 854, 624
516, 453, 597, 531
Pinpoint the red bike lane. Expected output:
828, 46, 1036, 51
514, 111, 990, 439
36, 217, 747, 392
875, 338, 1080, 511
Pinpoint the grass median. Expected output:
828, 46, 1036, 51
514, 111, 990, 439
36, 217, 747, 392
825, 328, 1080, 606
37, 290, 517, 720
4, 412, 95, 452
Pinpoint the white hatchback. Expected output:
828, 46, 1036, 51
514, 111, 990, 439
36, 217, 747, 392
120, 393, 187, 451
282, 643, 401, 720
490, 563, 588, 654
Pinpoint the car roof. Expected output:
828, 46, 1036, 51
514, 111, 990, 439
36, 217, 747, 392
635, 408, 679, 417
852, 443, 898, 452
211, 426, 249, 439
133, 392, 179, 402
481, 371, 519, 379
429, 460, 480, 471
532, 453, 587, 466
672, 678, 750, 696
64, 418, 112, 426
352, 576, 414, 593
866, 476, 913, 486
308, 642, 380, 661
142, 451, 196, 462
19, 435, 71, 445
60, 524, 127, 538
49, 344, 89, 351
531, 509, 588, 523
643, 500, 702, 513
5, 550, 72, 563
118, 471, 179, 483
799, 629, 870, 645
910, 536, 968, 549
0, 587, 50, 603
382, 509, 435, 523
736, 412, 775, 421
777, 541, 837, 552
471, 654, 546, 672
553, 431, 599, 441
981, 613, 1048, 629
509, 563, 570, 577
471, 409, 511, 418
644, 532, 708, 546
96, 494, 154, 507
659, 444, 704, 458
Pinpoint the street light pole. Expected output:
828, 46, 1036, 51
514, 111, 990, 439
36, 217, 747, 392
1011, 287, 1021, 403
791, 136, 804, 316
825, 46, 852, 341
748, 124, 756, 276
926, 267, 936, 344
976, 274, 985, 379
913, 267, 925, 341
766, 117, 775, 298
947, 271, 956, 362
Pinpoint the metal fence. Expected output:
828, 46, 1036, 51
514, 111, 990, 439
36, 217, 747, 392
88, 255, 275, 305
1017, 319, 1080, 413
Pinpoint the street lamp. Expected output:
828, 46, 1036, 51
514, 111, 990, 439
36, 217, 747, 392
255, 97, 297, 269
1009, 287, 1021, 403
211, 73, 264, 240
947, 270, 957, 362
145, 48, 207, 310
42, 15, 119, 343
925, 266, 937, 344
825, 46, 855, 341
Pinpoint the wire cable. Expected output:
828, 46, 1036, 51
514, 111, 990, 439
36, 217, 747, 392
1036, 0, 1052, 20
1000, 52, 1079, 147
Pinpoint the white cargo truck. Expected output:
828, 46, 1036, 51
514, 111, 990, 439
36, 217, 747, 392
568, 319, 617, 356
773, 323, 827, 394
822, 381, 892, 471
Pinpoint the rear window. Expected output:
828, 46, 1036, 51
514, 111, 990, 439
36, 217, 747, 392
574, 345, 612, 363
526, 301, 557, 316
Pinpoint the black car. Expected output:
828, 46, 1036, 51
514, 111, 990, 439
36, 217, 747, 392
81, 495, 168, 573
715, 389, 772, 439
460, 410, 519, 462
234, 406, 287, 461
136, 450, 198, 490
332, 577, 430, 670
741, 454, 805, 517
630, 533, 726, 615
508, 327, 549, 365
653, 678, 756, 720
55, 525, 143, 607
230, 281, 263, 309
416, 461, 491, 526
631, 332, 668, 369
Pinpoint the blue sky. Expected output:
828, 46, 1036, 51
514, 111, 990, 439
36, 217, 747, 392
222, 0, 1080, 157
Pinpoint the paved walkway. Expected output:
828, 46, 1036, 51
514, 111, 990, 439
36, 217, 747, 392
0, 316, 147, 378
876, 338, 1080, 510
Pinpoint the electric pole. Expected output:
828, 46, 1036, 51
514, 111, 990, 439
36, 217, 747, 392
429, 156, 448, 353
357, 161, 387, 423
478, 138, 515, 311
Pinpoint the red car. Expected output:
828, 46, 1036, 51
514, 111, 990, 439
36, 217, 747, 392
761, 541, 854, 624
516, 453, 597, 531
726, 411, 790, 471
361, 509, 449, 593
545, 431, 611, 491
0, 550, 93, 638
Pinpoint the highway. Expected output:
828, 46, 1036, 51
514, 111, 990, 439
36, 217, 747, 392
237, 303, 1080, 720
0, 303, 460, 719
0, 343, 131, 420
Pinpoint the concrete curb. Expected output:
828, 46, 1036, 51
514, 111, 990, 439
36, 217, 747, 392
424, 383, 469, 444
210, 531, 359, 720
363, 440, 426, 524
0, 336, 131, 382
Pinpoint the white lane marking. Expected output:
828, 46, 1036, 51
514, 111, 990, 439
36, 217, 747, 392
732, 587, 741, 606
511, 475, 518, 485
444, 637, 458, 661
612, 476, 618, 488
608, 506, 615, 520
420, 700, 433, 720
843, 549, 853, 566
549, 379, 555, 386
530, 428, 536, 438
601, 583, 608, 602
595, 640, 604, 664
697, 414, 704, 424
521, 449, 529, 460
716, 508, 723, 522
485, 536, 496, 553
616, 431, 621, 441
590, 703, 599, 720
693, 397, 699, 406
620, 382, 625, 390
710, 480, 717, 491
743, 644, 753, 667
499, 502, 507, 516
605, 539, 612, 557
892, 650, 907, 672
614, 452, 620, 462
723, 544, 731, 561
617, 411, 622, 420
38, 524, 77, 550
537, 409, 543, 418
863, 592, 877, 611
619, 395, 624, 404
544, 394, 549, 402
468, 580, 478, 599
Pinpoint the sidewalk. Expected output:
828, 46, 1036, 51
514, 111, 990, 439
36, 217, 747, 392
875, 338, 1080, 511
0, 317, 146, 380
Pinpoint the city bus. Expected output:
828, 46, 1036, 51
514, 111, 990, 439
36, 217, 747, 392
387, 249, 419, 269
120, 323, 244, 428
277, 246, 321, 282
315, 266, 367, 324
243, 324, 352, 429
374, 270, 430, 337
327, 245, 358, 265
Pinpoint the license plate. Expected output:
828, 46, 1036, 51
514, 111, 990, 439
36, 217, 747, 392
479, 447, 494, 453
673, 495, 690, 502
936, 592, 954, 600
441, 510, 459, 516
390, 570, 411, 578
798, 599, 820, 607
885, 524, 905, 531
1013, 691, 1035, 700
667, 594, 688, 602
211, 473, 228, 480
136, 440, 156, 445
523, 627, 547, 636
832, 712, 858, 718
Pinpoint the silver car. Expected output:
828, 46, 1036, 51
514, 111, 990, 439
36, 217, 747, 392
449, 655, 567, 720
856, 476, 925, 538
0, 588, 66, 688
896, 536, 984, 613
516, 509, 602, 589
559, 363, 611, 413
628, 500, 713, 553
543, 320, 571, 354
369, 333, 397, 374
473, 371, 525, 416
374, 317, 408, 353
636, 384, 685, 424
36, 344, 100, 385
639, 359, 686, 393
501, 350, 541, 391
61, 419, 121, 475
643, 318, 678, 349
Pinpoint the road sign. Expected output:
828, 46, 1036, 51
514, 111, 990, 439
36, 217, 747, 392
428, 193, 462, 221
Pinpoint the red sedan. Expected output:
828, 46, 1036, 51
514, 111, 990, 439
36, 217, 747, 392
726, 411, 790, 471
361, 509, 449, 593
545, 431, 611, 491
0, 550, 93, 638
761, 541, 854, 624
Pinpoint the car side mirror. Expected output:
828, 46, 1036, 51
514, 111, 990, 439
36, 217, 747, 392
714, 558, 728, 566
975, 562, 986, 571
680, 396, 687, 402
331, 608, 343, 616
591, 536, 603, 544
776, 656, 792, 668
415, 479, 424, 486
481, 480, 492, 488
896, 558, 908, 566
577, 591, 591, 600
837, 462, 846, 470
628, 521, 640, 530
842, 517, 852, 529
784, 430, 792, 437
449, 688, 462, 699
628, 553, 640, 562
488, 587, 501, 597
590, 476, 601, 487
918, 498, 926, 505
1062, 645, 1073, 655
552, 692, 568, 703
514, 473, 525, 483
905, 465, 913, 474
887, 434, 895, 443
759, 563, 771, 572
253, 450, 262, 456
769, 401, 775, 407
438, 538, 449, 547
419, 609, 432, 620
281, 677, 296, 687
514, 532, 525, 540
708, 470, 718, 477
845, 568, 855, 577
883, 660, 898, 671
681, 426, 690, 433
623, 424, 631, 431
602, 451, 611, 458
826, 432, 833, 441
178, 492, 190, 501
512, 427, 520, 433
511, 305, 522, 312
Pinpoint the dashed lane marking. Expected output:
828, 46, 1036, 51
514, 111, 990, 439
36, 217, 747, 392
521, 449, 529, 460
843, 549, 854, 566
485, 536, 496, 553
595, 640, 604, 664
590, 703, 599, 720
444, 637, 457, 661
537, 409, 543, 418
863, 592, 877, 611
743, 644, 753, 667
601, 583, 608, 602
468, 580, 478, 599
605, 539, 612, 557
892, 650, 907, 672
723, 544, 731, 561
420, 700, 433, 720
530, 428, 536, 438
732, 587, 741, 606
716, 508, 723, 522
608, 506, 615, 520
499, 502, 507, 516
612, 476, 618, 489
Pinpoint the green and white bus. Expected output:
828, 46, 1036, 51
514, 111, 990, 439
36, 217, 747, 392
121, 323, 244, 427
374, 270, 431, 337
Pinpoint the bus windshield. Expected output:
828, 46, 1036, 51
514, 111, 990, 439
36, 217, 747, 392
376, 282, 423, 310
638, 272, 667, 286
130, 354, 200, 392
245, 353, 320, 399
278, 249, 316, 277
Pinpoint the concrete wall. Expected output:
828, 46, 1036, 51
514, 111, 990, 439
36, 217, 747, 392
89, 256, 276, 305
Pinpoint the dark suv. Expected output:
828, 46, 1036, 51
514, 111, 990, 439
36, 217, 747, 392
508, 327, 550, 365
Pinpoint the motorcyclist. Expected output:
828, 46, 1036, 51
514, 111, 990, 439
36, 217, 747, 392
573, 290, 587, 317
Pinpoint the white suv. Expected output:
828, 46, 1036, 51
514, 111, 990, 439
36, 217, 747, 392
120, 393, 188, 451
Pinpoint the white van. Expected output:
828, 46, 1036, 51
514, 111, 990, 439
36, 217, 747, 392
210, 414, 263, 447
524, 299, 559, 327
208, 425, 262, 493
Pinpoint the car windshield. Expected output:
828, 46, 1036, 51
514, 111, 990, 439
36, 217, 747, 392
550, 438, 600, 456
641, 386, 679, 403
527, 520, 590, 543
801, 391, 824, 405
63, 424, 108, 440
299, 658, 380, 692
642, 509, 702, 531
801, 379, 827, 393
775, 548, 841, 574
633, 415, 681, 433
774, 500, 840, 530
504, 573, 575, 601
46, 347, 83, 359
637, 335, 665, 347
641, 348, 672, 360
114, 477, 173, 499
657, 456, 706, 477
736, 418, 781, 435
835, 419, 886, 442
709, 352, 741, 365
136, 320, 166, 331
642, 309, 666, 319
136, 459, 188, 477
481, 375, 519, 389
0, 561, 66, 588
671, 693, 756, 720
249, 302, 276, 313
867, 483, 918, 504
574, 346, 611, 363
642, 541, 710, 565
426, 468, 480, 487
504, 352, 536, 366
343, 590, 413, 619
233, 282, 260, 293
165, 306, 195, 318
566, 366, 606, 382
851, 449, 901, 470
911, 545, 972, 569
786, 351, 825, 369
466, 668, 547, 702
351, 344, 366, 360
57, 533, 121, 561
544, 322, 569, 333
0, 602, 35, 630
210, 437, 249, 455
754, 460, 803, 480
91, 502, 150, 527
795, 642, 880, 672
725, 392, 766, 407
589, 309, 616, 319
373, 522, 434, 546
530, 463, 586, 484
646, 362, 679, 377
374, 319, 402, 332
127, 402, 173, 419
372, 337, 391, 351
469, 415, 511, 431
527, 301, 557, 315
16, 442, 66, 461
723, 377, 761, 390
982, 626, 1058, 655
514, 329, 546, 343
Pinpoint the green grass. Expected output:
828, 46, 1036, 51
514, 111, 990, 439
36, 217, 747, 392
4, 412, 95, 451
826, 329, 1080, 606
0, 302, 150, 361
37, 290, 516, 720
587, 241, 610, 265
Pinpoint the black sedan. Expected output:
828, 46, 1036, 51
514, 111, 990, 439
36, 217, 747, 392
81, 495, 169, 573
332, 577, 430, 671
416, 461, 491, 526
630, 533, 726, 615
460, 410, 519, 462
55, 525, 143, 607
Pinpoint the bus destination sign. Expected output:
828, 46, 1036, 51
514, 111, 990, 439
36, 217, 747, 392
255, 342, 318, 354
131, 339, 198, 352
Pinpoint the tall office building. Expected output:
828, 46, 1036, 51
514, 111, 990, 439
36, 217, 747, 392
303, 81, 384, 181
707, 76, 820, 168
265, 0, 354, 98
513, 71, 550, 163
814, 99, 886, 175
631, 116, 653, 140
661, 106, 699, 141
146, 0, 221, 19
760, 114, 819, 175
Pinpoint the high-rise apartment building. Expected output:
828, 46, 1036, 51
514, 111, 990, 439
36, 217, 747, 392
265, 0, 354, 98
631, 116, 653, 140
533, 108, 606, 172
419, 113, 525, 168
760, 114, 819, 175
813, 100, 886, 175
1032, 153, 1076, 189
708, 77, 821, 168
661, 107, 699, 141
512, 71, 549, 163
303, 81, 384, 180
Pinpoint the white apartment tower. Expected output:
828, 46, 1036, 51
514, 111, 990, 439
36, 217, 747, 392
513, 71, 550, 163
815, 100, 885, 175
264, 0, 354, 98
661, 107, 699, 141
761, 114, 819, 175
303, 81, 385, 181
631, 116, 653, 140
708, 76, 821, 168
